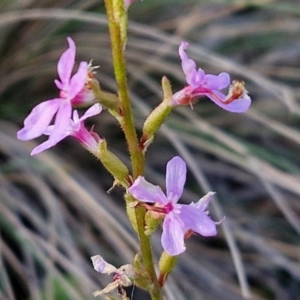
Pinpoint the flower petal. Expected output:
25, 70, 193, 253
48, 100, 72, 143
162, 214, 186, 256
31, 101, 72, 155
69, 61, 88, 100
204, 72, 230, 90
79, 104, 102, 122
192, 191, 215, 212
179, 41, 199, 88
180, 205, 217, 236
91, 255, 118, 274
17, 99, 61, 141
56, 37, 76, 89
207, 91, 251, 113
72, 110, 80, 124
128, 176, 168, 205
192, 68, 205, 87
30, 139, 58, 156
71, 123, 101, 154
166, 156, 186, 203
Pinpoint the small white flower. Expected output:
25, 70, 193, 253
91, 255, 134, 298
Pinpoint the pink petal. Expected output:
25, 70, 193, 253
180, 205, 217, 236
207, 91, 251, 113
166, 156, 186, 203
67, 105, 102, 152
56, 37, 76, 90
30, 139, 58, 156
192, 68, 205, 87
69, 61, 88, 100
179, 41, 198, 88
193, 191, 215, 212
204, 72, 230, 90
79, 104, 102, 122
17, 99, 61, 141
72, 110, 80, 124
54, 79, 63, 90
30, 101, 72, 155
128, 176, 168, 205
48, 100, 72, 143
162, 214, 186, 256
71, 124, 100, 153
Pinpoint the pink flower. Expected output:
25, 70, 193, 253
171, 41, 251, 113
30, 104, 102, 155
17, 37, 94, 152
128, 156, 217, 256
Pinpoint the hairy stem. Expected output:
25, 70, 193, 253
104, 0, 143, 178
103, 1, 163, 299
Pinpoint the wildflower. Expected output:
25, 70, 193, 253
128, 156, 217, 256
171, 41, 251, 113
91, 255, 134, 298
30, 104, 102, 155
17, 37, 94, 149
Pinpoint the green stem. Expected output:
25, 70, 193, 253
104, 1, 163, 299
104, 0, 143, 178
135, 206, 163, 300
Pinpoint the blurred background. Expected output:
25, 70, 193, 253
1, 0, 300, 299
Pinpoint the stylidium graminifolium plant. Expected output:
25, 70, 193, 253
17, 1, 251, 299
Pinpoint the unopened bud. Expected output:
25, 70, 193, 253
98, 140, 129, 186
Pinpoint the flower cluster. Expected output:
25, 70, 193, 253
17, 37, 101, 155
128, 156, 217, 256
17, 36, 251, 297
172, 41, 251, 113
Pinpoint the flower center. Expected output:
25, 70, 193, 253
163, 202, 174, 214
59, 90, 69, 99
143, 201, 174, 215
223, 80, 246, 104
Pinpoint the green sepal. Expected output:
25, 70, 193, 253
125, 193, 139, 233
144, 211, 163, 236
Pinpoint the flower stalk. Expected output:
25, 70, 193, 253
104, 0, 144, 178
16, 2, 252, 298
104, 1, 163, 299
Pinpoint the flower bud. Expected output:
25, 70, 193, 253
98, 140, 129, 186
141, 77, 173, 151
158, 251, 178, 287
